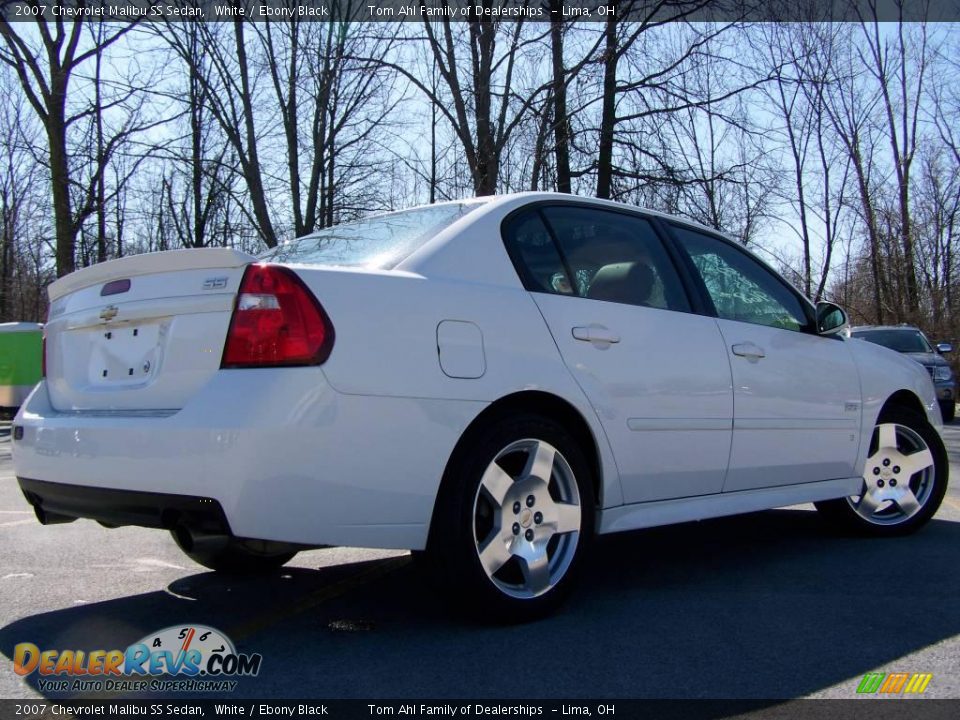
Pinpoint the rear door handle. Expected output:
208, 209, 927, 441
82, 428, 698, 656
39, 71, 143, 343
731, 342, 766, 359
572, 326, 621, 345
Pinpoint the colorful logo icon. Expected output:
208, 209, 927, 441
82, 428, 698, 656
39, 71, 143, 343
856, 672, 932, 695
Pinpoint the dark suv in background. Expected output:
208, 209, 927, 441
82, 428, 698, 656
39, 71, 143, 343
850, 325, 956, 422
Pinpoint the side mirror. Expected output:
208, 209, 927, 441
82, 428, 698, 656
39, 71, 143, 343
937, 342, 953, 354
816, 301, 848, 335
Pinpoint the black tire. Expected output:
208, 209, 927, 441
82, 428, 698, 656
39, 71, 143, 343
940, 401, 956, 424
815, 405, 948, 536
427, 414, 596, 623
171, 530, 297, 574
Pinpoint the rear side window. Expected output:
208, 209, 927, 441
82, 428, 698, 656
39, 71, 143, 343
501, 211, 571, 294
262, 202, 482, 269
502, 205, 690, 312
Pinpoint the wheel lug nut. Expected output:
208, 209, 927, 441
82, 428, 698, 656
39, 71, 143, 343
893, 466, 900, 474
883, 458, 891, 467
512, 523, 520, 535
526, 495, 535, 507
872, 467, 881, 475
524, 529, 534, 541
878, 480, 885, 487
513, 501, 521, 514
890, 479, 897, 487
534, 512, 543, 524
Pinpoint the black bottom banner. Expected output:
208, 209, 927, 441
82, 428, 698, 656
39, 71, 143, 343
1, 700, 959, 720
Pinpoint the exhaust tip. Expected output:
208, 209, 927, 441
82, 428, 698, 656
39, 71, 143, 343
172, 524, 195, 552
173, 524, 230, 555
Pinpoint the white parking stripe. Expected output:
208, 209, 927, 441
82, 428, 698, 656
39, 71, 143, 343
0, 519, 34, 528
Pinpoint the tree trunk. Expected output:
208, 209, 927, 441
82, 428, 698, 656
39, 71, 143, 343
550, 5, 571, 193
470, 18, 498, 196
47, 108, 74, 277
596, 13, 618, 200
233, 20, 277, 247
189, 29, 204, 248
94, 42, 107, 264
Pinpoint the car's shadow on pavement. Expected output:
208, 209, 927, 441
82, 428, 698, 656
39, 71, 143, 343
1, 509, 958, 700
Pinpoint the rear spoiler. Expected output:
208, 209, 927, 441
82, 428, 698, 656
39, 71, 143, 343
48, 248, 258, 302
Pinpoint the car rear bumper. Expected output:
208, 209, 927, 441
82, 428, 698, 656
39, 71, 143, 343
12, 373, 484, 550
18, 476, 230, 535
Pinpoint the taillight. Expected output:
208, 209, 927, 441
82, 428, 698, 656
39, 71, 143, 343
221, 264, 334, 368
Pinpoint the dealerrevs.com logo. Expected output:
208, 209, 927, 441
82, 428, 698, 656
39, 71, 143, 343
13, 625, 261, 693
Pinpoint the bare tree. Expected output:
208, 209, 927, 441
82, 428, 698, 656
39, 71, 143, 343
372, 7, 552, 196
758, 23, 851, 299
850, 3, 936, 320
592, 1, 729, 199
160, 19, 278, 247
0, 15, 140, 276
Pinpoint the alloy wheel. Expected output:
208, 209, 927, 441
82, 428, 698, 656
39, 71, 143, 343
849, 422, 937, 525
471, 438, 582, 599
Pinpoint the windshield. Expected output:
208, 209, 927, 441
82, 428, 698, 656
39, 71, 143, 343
852, 329, 933, 354
260, 202, 483, 269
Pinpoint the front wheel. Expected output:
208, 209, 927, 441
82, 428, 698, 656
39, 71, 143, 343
427, 415, 595, 622
815, 407, 948, 536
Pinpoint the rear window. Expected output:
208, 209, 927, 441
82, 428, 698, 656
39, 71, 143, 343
852, 329, 933, 353
261, 202, 483, 269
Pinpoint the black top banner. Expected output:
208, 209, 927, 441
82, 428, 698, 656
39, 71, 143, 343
1, 0, 959, 23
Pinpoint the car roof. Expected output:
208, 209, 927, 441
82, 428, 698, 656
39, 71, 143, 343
482, 192, 730, 239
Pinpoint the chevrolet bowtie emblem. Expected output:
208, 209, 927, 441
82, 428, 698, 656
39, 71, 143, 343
99, 305, 119, 322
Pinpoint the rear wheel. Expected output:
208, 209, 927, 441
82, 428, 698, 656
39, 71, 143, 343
428, 415, 595, 622
171, 530, 297, 574
815, 406, 948, 535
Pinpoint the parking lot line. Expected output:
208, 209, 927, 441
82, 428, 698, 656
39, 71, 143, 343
0, 519, 34, 528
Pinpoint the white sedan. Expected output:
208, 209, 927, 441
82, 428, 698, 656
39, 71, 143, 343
12, 193, 948, 621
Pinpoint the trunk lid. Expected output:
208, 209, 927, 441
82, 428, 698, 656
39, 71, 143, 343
45, 248, 256, 412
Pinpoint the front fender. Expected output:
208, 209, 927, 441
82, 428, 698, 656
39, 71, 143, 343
847, 338, 942, 469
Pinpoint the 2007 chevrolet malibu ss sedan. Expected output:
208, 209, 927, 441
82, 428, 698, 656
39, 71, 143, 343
12, 193, 949, 620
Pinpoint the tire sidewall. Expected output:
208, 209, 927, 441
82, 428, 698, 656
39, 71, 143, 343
841, 407, 948, 535
430, 413, 596, 622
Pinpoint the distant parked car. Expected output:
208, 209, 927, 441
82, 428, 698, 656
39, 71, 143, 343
11, 193, 951, 621
850, 326, 956, 422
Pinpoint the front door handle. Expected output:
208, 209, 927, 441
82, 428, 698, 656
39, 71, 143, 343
572, 326, 621, 345
731, 342, 766, 360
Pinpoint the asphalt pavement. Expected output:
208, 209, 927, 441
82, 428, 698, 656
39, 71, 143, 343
1, 416, 959, 700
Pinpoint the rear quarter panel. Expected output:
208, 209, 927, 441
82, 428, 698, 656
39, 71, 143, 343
290, 205, 624, 508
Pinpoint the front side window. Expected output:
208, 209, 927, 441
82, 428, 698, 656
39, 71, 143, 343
262, 202, 483, 269
671, 224, 810, 332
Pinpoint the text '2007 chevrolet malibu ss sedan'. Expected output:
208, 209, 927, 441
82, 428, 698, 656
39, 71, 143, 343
12, 193, 949, 621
